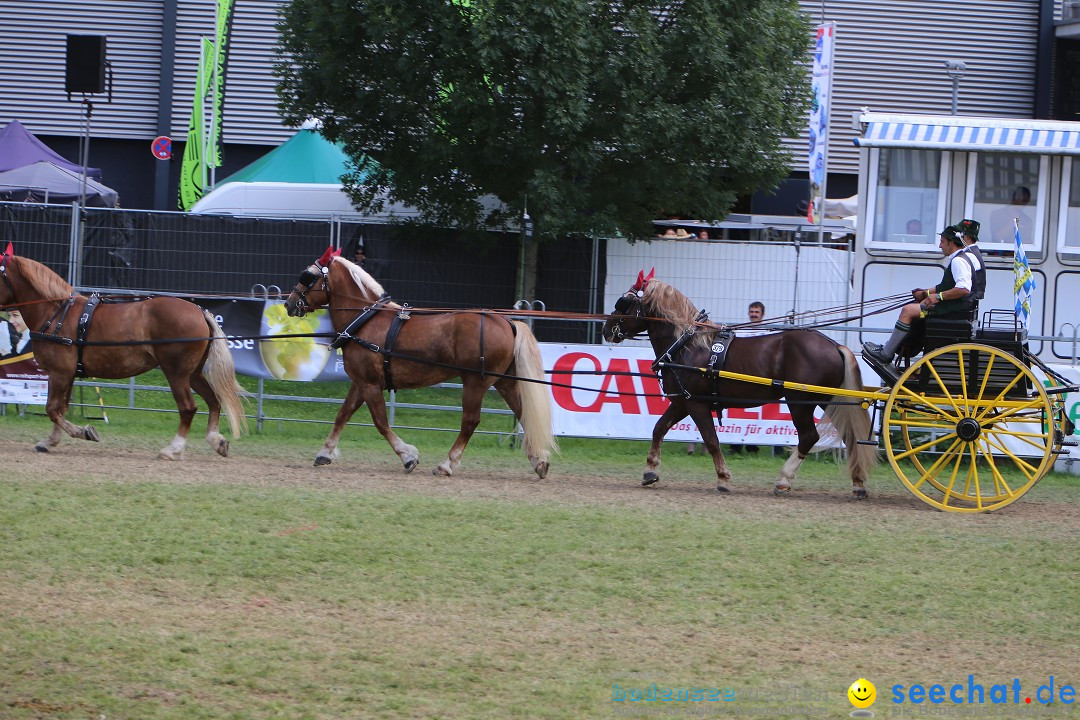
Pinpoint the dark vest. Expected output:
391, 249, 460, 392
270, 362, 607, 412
932, 251, 979, 317
962, 244, 986, 300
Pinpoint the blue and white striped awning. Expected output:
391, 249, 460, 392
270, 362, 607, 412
854, 114, 1080, 155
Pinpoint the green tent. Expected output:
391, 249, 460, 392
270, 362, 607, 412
218, 128, 373, 185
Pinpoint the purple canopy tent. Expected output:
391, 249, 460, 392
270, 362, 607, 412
0, 119, 101, 179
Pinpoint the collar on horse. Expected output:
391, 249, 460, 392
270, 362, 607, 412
28, 292, 100, 377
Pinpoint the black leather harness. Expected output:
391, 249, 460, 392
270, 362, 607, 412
332, 296, 503, 392
30, 292, 149, 377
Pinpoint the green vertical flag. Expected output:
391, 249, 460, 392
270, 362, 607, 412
179, 0, 236, 211
209, 0, 236, 170
179, 38, 215, 210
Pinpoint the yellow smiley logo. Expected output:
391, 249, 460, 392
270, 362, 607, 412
848, 678, 876, 709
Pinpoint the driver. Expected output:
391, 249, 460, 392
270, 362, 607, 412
863, 225, 979, 364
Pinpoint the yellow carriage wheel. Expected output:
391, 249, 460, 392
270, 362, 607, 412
882, 343, 1056, 512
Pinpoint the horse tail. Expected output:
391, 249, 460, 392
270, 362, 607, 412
510, 321, 558, 460
202, 310, 248, 438
826, 345, 878, 482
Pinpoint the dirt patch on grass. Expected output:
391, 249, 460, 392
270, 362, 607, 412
5, 436, 1079, 534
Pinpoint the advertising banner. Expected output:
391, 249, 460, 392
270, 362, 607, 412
0, 311, 49, 403
806, 22, 836, 225
539, 343, 824, 446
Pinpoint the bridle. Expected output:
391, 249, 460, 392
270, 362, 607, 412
288, 262, 329, 316
288, 246, 340, 316
0, 243, 16, 308
606, 289, 646, 343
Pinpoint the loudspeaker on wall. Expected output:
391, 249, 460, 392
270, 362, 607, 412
65, 35, 106, 94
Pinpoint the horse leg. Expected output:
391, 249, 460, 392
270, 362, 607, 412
35, 373, 98, 452
687, 404, 732, 493
190, 373, 229, 457
158, 373, 198, 461
314, 382, 362, 466
434, 376, 487, 476
642, 403, 688, 486
493, 376, 548, 479
361, 385, 420, 471
774, 404, 820, 495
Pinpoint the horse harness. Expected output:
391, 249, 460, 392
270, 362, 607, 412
29, 292, 150, 377
330, 300, 510, 391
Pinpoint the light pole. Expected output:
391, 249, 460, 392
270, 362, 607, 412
944, 60, 967, 115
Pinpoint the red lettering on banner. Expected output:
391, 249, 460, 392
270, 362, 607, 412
550, 353, 641, 413
726, 407, 759, 419
637, 359, 670, 415
761, 403, 791, 421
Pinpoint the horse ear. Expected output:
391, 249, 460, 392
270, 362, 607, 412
2, 242, 11, 259
331, 248, 341, 258
633, 270, 645, 291
645, 268, 655, 285
317, 246, 335, 265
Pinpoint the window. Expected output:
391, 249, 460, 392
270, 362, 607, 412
1060, 158, 1080, 253
868, 149, 945, 249
966, 153, 1047, 251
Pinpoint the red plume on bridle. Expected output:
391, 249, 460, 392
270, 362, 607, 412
631, 268, 655, 293
2, 242, 11, 260
317, 246, 341, 266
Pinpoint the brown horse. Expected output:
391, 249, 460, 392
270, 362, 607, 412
0, 246, 246, 458
601, 271, 876, 497
283, 249, 556, 477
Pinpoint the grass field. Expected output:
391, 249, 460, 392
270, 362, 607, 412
1, 388, 1079, 720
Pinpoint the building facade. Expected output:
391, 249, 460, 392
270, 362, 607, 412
0, 0, 1076, 212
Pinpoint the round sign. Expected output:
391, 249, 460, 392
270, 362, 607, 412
151, 135, 172, 160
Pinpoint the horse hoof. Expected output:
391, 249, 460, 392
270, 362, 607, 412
773, 485, 792, 496
34, 443, 50, 453
715, 485, 730, 494
216, 439, 230, 458
642, 472, 659, 487
852, 488, 869, 500
535, 461, 549, 480
433, 465, 452, 477
84, 426, 100, 442
313, 455, 333, 466
158, 451, 181, 461
403, 459, 418, 472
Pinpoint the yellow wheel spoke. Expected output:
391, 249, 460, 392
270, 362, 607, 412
924, 357, 964, 417
894, 384, 961, 422
982, 434, 1040, 481
976, 440, 1014, 498
911, 437, 964, 489
894, 431, 959, 461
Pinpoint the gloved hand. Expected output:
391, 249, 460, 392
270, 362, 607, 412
912, 288, 928, 302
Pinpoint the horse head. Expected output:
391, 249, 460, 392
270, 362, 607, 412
602, 268, 654, 343
284, 246, 338, 317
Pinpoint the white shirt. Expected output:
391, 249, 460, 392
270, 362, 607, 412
946, 248, 973, 291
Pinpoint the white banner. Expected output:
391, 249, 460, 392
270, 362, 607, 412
807, 22, 836, 225
540, 343, 824, 446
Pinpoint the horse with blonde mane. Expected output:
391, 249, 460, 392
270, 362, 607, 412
283, 248, 556, 478
602, 270, 876, 497
0, 245, 246, 458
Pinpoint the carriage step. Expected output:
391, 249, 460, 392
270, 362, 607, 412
1063, 438, 1080, 447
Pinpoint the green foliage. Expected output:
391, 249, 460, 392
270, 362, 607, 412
275, 0, 810, 240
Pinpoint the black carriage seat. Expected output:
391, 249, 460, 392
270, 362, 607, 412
906, 308, 1032, 400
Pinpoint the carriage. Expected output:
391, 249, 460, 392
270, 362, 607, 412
602, 271, 1078, 513
858, 310, 1076, 513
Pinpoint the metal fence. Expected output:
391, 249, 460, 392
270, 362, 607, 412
1, 201, 908, 433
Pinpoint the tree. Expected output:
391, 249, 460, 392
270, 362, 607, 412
275, 0, 810, 242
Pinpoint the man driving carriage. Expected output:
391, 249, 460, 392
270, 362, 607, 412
863, 224, 985, 364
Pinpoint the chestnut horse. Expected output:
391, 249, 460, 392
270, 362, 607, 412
283, 249, 555, 477
601, 271, 876, 497
0, 246, 246, 458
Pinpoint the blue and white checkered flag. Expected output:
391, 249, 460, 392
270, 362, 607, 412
1013, 219, 1036, 329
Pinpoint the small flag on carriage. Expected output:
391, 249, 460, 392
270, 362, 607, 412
1013, 218, 1036, 329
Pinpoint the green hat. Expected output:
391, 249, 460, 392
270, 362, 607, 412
938, 225, 964, 246
956, 218, 980, 241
